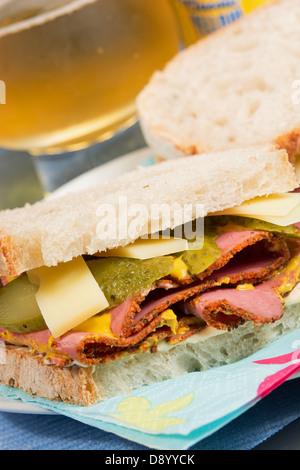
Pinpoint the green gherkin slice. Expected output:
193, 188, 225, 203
87, 256, 175, 307
181, 218, 221, 276
0, 275, 47, 333
181, 215, 300, 276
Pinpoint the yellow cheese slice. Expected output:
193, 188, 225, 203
98, 237, 189, 260
214, 193, 300, 217
211, 193, 300, 226
239, 193, 299, 216
27, 257, 109, 338
241, 204, 300, 226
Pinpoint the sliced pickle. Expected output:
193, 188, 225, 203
0, 257, 175, 334
0, 275, 47, 333
87, 256, 174, 307
181, 219, 221, 276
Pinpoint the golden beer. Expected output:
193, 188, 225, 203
0, 0, 180, 153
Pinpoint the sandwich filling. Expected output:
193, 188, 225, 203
0, 216, 300, 368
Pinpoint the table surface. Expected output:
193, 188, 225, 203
1, 125, 300, 450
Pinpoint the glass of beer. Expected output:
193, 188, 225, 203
0, 0, 180, 190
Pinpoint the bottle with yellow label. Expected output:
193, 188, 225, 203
171, 0, 272, 45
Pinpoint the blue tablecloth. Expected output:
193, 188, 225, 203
0, 378, 299, 450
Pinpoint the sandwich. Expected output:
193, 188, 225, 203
137, 0, 300, 163
0, 144, 300, 406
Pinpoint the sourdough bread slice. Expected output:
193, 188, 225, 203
0, 144, 297, 277
1, 303, 299, 404
0, 346, 100, 406
137, 0, 300, 160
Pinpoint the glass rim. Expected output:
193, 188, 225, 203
0, 0, 98, 38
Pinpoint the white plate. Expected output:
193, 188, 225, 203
0, 146, 152, 415
0, 145, 299, 414
0, 396, 55, 415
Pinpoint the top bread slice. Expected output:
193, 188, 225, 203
0, 144, 297, 277
137, 0, 300, 161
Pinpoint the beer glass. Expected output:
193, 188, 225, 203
0, 0, 180, 191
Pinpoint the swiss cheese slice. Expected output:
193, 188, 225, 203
245, 204, 300, 226
98, 237, 189, 260
27, 257, 109, 338
212, 193, 300, 226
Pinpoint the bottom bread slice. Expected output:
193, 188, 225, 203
0, 347, 100, 406
0, 303, 300, 406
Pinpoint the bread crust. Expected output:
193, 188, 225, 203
275, 127, 300, 162
141, 122, 300, 163
0, 346, 100, 406
0, 233, 24, 278
137, 0, 300, 161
